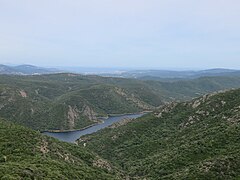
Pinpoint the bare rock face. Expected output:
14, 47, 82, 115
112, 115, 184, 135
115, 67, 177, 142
82, 105, 97, 121
67, 104, 98, 129
35, 89, 39, 95
192, 99, 201, 109
190, 90, 228, 109
114, 87, 126, 97
226, 106, 240, 125
39, 139, 49, 155
30, 108, 34, 115
93, 158, 112, 172
196, 110, 210, 116
180, 115, 201, 128
67, 105, 79, 129
19, 90, 27, 98
155, 102, 178, 118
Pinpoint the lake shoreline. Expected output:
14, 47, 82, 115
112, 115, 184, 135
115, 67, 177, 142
41, 121, 102, 133
42, 111, 149, 133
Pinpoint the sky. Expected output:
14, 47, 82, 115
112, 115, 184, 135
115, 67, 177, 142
0, 0, 240, 69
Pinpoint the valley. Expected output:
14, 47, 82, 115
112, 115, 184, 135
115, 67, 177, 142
1, 1, 240, 179
0, 119, 121, 179
43, 113, 144, 143
1, 73, 240, 179
1, 73, 240, 132
80, 88, 240, 179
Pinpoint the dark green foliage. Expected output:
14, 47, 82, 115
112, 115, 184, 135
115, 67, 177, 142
0, 119, 119, 179
1, 74, 240, 179
1, 74, 240, 131
82, 89, 240, 179
0, 74, 159, 131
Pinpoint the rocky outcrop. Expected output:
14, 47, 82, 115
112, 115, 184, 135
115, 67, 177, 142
114, 87, 153, 110
82, 105, 97, 121
93, 158, 112, 171
67, 105, 79, 129
67, 104, 98, 129
154, 102, 178, 118
226, 105, 240, 125
39, 139, 49, 155
180, 115, 201, 128
19, 90, 27, 98
190, 90, 229, 109
35, 89, 39, 95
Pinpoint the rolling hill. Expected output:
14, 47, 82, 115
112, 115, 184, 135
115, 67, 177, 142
107, 69, 240, 80
0, 119, 120, 179
1, 73, 240, 179
0, 64, 61, 75
0, 74, 160, 131
1, 74, 240, 131
80, 89, 240, 179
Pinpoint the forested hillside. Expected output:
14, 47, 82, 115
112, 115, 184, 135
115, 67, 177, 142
0, 119, 120, 179
81, 89, 240, 179
1, 74, 240, 131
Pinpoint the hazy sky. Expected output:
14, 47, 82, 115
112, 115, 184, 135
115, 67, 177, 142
0, 0, 240, 69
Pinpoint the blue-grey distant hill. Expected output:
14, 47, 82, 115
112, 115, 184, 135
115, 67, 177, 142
111, 68, 240, 80
0, 64, 62, 75
2, 64, 240, 80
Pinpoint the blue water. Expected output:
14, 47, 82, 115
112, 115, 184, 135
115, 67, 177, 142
43, 113, 144, 143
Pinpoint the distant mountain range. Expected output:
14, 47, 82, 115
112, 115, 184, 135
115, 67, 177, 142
0, 64, 62, 75
1, 66, 240, 179
1, 64, 240, 80
104, 69, 240, 80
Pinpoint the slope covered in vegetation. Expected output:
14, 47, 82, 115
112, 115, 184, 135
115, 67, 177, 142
1, 74, 240, 131
80, 89, 240, 179
0, 119, 120, 179
0, 74, 161, 131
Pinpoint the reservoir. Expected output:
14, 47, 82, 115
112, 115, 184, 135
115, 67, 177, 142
43, 113, 144, 143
